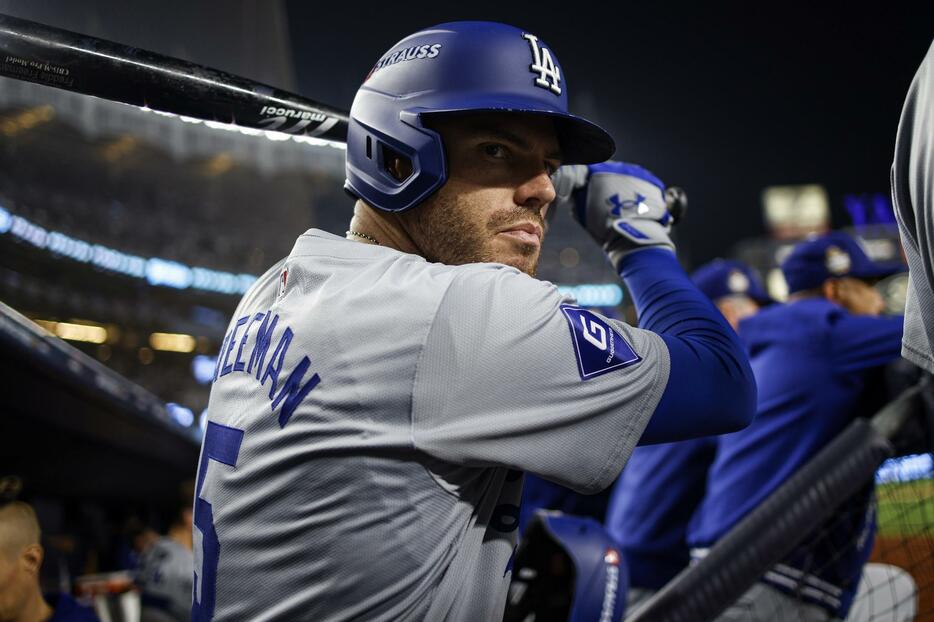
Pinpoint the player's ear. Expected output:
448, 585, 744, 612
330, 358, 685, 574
821, 279, 839, 303
20, 543, 43, 576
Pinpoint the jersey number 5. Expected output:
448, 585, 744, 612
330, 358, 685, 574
192, 422, 244, 622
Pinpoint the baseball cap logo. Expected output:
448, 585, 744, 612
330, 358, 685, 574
727, 269, 750, 293
522, 33, 562, 95
825, 246, 851, 275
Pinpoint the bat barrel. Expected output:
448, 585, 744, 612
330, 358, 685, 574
0, 13, 349, 142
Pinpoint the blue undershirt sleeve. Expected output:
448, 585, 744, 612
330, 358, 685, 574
617, 248, 757, 443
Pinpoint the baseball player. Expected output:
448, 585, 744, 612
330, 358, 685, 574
605, 259, 772, 610
135, 508, 194, 622
0, 499, 100, 622
688, 232, 914, 621
892, 39, 934, 373
194, 21, 756, 621
690, 259, 775, 331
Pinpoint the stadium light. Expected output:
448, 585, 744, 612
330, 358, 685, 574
34, 319, 108, 344
150, 332, 197, 353
0, 207, 12, 233
166, 402, 195, 427
556, 284, 624, 307
0, 207, 257, 295
191, 355, 218, 384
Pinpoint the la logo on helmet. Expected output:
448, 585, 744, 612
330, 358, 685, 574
522, 33, 562, 95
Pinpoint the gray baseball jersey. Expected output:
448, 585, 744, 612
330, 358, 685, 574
194, 229, 669, 621
892, 38, 934, 373
137, 536, 194, 622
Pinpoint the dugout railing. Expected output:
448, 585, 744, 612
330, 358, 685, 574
626, 377, 933, 622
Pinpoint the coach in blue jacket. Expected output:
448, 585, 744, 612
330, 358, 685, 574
604, 259, 772, 609
688, 232, 909, 620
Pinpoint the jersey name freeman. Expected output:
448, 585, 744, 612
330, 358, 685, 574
213, 309, 321, 428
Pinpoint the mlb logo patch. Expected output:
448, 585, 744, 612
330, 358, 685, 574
277, 267, 289, 300
825, 246, 852, 275
560, 305, 640, 380
727, 269, 750, 293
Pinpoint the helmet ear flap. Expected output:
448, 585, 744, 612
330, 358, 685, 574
344, 92, 447, 213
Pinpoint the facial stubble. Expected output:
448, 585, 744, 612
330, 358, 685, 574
404, 191, 543, 276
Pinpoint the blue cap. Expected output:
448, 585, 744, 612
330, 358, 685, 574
691, 259, 773, 305
781, 231, 905, 294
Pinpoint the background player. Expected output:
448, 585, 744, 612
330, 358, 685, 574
605, 259, 772, 610
135, 506, 193, 622
0, 498, 100, 622
690, 259, 774, 331
688, 232, 914, 621
195, 22, 756, 621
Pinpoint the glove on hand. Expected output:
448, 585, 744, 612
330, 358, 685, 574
551, 162, 675, 266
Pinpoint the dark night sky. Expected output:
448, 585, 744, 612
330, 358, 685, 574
287, 2, 933, 264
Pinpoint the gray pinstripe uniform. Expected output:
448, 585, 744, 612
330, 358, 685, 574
137, 537, 194, 622
196, 229, 669, 621
893, 39, 934, 373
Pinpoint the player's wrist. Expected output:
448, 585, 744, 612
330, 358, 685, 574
614, 245, 681, 279
606, 233, 676, 270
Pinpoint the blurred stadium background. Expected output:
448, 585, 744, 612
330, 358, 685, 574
0, 1, 930, 621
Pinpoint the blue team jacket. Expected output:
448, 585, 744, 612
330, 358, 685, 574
688, 298, 903, 615
605, 436, 717, 590
46, 593, 100, 622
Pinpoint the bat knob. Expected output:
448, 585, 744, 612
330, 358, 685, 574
665, 186, 688, 226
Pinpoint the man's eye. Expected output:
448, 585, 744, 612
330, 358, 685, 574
545, 162, 559, 176
483, 144, 508, 159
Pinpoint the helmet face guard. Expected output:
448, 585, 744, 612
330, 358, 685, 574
345, 21, 615, 213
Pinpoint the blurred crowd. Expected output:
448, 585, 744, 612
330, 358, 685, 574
0, 477, 194, 622
0, 109, 352, 416
0, 113, 345, 275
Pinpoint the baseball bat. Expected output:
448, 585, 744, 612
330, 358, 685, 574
0, 13, 350, 142
0, 12, 695, 211
665, 186, 687, 225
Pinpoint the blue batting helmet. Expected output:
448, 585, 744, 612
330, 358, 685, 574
505, 511, 628, 622
344, 21, 616, 213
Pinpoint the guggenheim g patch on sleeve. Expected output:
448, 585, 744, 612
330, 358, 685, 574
560, 305, 640, 380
